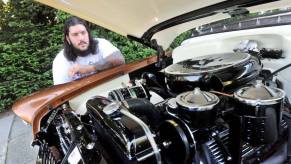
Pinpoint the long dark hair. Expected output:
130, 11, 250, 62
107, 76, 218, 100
63, 16, 98, 61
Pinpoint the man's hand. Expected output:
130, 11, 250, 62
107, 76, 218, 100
68, 64, 96, 77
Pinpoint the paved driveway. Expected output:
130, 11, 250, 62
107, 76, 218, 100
0, 111, 38, 164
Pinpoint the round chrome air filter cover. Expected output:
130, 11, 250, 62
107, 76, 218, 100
234, 80, 285, 106
175, 88, 219, 111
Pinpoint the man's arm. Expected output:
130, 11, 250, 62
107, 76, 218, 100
96, 38, 125, 71
68, 64, 96, 77
68, 51, 125, 77
97, 50, 125, 71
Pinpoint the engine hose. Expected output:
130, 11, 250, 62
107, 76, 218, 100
264, 63, 291, 82
120, 109, 162, 164
122, 98, 160, 130
210, 90, 233, 97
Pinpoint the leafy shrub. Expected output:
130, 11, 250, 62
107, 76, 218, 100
169, 30, 192, 50
0, 20, 63, 111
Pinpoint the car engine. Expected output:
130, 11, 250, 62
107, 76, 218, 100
36, 52, 291, 164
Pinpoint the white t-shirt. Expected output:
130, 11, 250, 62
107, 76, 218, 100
53, 38, 123, 85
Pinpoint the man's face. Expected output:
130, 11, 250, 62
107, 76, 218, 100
66, 24, 90, 52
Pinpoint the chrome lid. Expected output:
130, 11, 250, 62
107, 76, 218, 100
176, 88, 219, 110
234, 80, 285, 106
165, 52, 250, 75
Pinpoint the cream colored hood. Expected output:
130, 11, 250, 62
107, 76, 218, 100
36, 0, 291, 49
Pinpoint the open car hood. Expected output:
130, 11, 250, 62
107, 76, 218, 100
36, 0, 291, 49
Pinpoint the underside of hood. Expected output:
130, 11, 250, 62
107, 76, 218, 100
36, 0, 291, 49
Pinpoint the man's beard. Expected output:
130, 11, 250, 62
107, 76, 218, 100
71, 44, 91, 57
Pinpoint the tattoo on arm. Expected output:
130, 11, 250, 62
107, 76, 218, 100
97, 51, 125, 71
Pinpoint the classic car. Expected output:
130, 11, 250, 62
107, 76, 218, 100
12, 0, 291, 163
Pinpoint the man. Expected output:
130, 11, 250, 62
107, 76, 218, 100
53, 16, 125, 85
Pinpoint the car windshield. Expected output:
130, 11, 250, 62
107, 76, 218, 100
169, 7, 291, 49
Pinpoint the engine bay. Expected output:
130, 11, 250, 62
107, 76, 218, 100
34, 50, 291, 164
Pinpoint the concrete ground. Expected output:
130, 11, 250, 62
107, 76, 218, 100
0, 111, 38, 164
